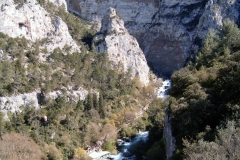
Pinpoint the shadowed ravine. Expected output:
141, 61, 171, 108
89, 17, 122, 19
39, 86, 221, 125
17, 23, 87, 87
111, 79, 175, 160
159, 79, 176, 159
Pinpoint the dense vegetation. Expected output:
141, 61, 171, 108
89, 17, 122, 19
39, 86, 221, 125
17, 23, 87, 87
0, 1, 162, 160
4, 1, 240, 160
167, 19, 240, 159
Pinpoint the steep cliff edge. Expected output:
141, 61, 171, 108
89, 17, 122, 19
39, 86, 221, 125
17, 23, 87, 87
67, 0, 240, 75
0, 0, 80, 53
93, 8, 150, 85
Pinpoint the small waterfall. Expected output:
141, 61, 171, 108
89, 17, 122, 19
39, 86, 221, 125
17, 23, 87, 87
157, 79, 171, 99
111, 131, 149, 160
158, 79, 176, 159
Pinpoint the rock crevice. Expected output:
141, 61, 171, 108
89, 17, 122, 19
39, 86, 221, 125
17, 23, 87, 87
67, 0, 240, 75
94, 7, 150, 85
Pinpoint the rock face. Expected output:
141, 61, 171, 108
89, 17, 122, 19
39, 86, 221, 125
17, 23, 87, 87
67, 0, 159, 30
0, 0, 80, 53
67, 0, 240, 75
94, 8, 150, 85
48, 0, 68, 10
164, 115, 176, 160
0, 87, 88, 120
0, 92, 39, 112
45, 16, 80, 54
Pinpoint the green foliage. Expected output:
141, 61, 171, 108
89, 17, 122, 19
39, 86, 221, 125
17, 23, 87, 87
171, 67, 198, 95
183, 121, 240, 160
147, 139, 166, 160
99, 93, 105, 118
169, 19, 240, 159
147, 99, 165, 127
120, 126, 137, 137
102, 140, 116, 152
195, 19, 240, 69
37, 0, 45, 5
13, 0, 24, 4
145, 99, 166, 159
0, 2, 160, 159
213, 52, 240, 105
0, 112, 4, 139
39, 1, 95, 46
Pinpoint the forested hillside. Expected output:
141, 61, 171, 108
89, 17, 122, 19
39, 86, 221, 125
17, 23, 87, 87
0, 1, 160, 159
1, 0, 240, 160
168, 19, 240, 159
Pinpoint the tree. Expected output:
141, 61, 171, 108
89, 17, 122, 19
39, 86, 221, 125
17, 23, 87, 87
183, 121, 240, 160
93, 93, 99, 110
220, 18, 240, 52
171, 67, 198, 95
73, 148, 90, 160
84, 93, 93, 111
99, 93, 105, 118
0, 112, 4, 140
195, 29, 220, 68
0, 133, 45, 160
76, 100, 84, 111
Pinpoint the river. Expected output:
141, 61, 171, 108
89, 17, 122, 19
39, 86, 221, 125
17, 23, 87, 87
111, 79, 175, 160
159, 79, 176, 159
111, 131, 149, 160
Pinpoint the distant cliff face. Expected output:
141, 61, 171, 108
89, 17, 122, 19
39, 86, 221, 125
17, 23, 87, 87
94, 8, 150, 85
67, 0, 239, 75
0, 0, 80, 53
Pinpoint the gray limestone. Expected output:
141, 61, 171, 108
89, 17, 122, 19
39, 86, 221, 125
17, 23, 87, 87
94, 8, 150, 85
0, 0, 80, 54
67, 0, 240, 75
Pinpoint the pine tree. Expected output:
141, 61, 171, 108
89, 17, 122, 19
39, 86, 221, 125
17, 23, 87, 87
76, 100, 84, 111
0, 111, 4, 140
84, 93, 93, 111
93, 93, 99, 110
99, 93, 105, 118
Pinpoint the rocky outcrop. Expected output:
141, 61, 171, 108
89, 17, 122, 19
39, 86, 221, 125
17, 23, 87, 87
45, 16, 80, 54
164, 114, 176, 160
47, 86, 88, 102
67, 0, 240, 75
94, 8, 150, 85
48, 0, 67, 10
0, 87, 88, 120
0, 0, 80, 53
0, 92, 39, 113
67, 0, 159, 30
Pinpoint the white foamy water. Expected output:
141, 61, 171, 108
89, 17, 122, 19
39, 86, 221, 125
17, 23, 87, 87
157, 79, 171, 99
111, 131, 149, 160
157, 79, 176, 159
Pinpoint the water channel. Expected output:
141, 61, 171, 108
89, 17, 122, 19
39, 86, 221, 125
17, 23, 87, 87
111, 79, 175, 160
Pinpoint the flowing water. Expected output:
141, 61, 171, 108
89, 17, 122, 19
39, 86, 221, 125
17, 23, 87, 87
157, 79, 171, 99
158, 79, 176, 159
111, 131, 149, 160
111, 79, 175, 160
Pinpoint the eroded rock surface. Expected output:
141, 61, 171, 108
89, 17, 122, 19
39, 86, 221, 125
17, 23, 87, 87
94, 8, 150, 85
0, 0, 80, 53
0, 87, 88, 120
68, 0, 240, 75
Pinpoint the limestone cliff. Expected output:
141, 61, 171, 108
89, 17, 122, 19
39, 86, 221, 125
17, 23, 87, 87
67, 0, 240, 75
48, 0, 67, 9
0, 87, 89, 120
0, 0, 80, 53
93, 8, 150, 85
0, 0, 85, 118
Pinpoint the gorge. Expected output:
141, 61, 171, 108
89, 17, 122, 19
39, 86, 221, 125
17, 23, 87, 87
67, 0, 240, 76
0, 0, 240, 160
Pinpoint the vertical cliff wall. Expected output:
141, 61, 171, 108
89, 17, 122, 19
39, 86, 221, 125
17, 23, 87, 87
93, 8, 150, 85
0, 0, 80, 53
67, 0, 240, 75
